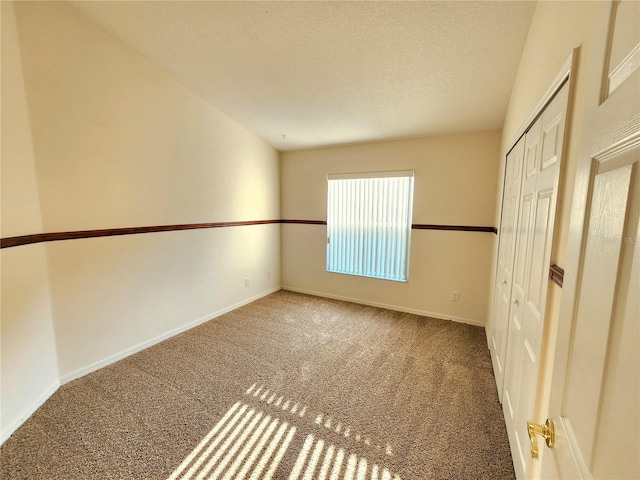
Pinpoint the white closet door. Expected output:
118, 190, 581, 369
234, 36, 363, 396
502, 83, 569, 480
490, 137, 524, 402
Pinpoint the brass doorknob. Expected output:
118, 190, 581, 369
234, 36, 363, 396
527, 419, 554, 459
513, 299, 520, 306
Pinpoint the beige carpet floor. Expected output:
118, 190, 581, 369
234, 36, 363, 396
0, 290, 514, 479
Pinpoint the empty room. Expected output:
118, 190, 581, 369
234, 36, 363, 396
1, 1, 638, 479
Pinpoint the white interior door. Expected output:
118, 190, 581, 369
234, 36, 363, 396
490, 137, 524, 402
540, 1, 639, 478
502, 83, 569, 480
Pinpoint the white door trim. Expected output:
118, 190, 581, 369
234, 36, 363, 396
506, 54, 575, 155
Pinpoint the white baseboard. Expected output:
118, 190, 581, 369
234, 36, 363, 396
1, 380, 60, 445
60, 286, 281, 385
281, 286, 484, 327
2, 288, 281, 446
2, 285, 478, 445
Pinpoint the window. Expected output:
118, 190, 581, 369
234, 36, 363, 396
326, 171, 414, 282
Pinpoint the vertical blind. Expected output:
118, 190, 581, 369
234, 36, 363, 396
326, 171, 415, 282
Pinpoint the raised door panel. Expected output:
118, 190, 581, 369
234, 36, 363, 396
546, 143, 639, 479
563, 161, 631, 457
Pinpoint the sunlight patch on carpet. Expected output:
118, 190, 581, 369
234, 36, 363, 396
168, 383, 401, 480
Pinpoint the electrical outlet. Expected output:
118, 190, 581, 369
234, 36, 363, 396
245, 278, 251, 287
451, 291, 459, 302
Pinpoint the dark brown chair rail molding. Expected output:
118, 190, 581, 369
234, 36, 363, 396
549, 264, 564, 288
1, 219, 497, 249
412, 224, 497, 234
0, 220, 280, 249
280, 219, 327, 225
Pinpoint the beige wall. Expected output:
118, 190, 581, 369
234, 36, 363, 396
281, 132, 501, 325
1, 1, 60, 443
2, 1, 280, 440
487, 1, 600, 423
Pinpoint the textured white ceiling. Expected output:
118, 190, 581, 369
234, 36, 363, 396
70, 1, 536, 151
